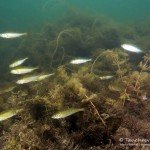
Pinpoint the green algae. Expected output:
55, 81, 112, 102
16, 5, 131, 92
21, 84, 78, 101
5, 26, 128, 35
0, 13, 150, 150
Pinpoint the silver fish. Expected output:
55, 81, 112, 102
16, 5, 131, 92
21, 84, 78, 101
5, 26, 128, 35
52, 108, 84, 119
16, 73, 54, 84
9, 57, 28, 68
0, 32, 27, 39
10, 67, 39, 75
99, 76, 113, 80
36, 74, 54, 81
0, 85, 16, 95
70, 58, 92, 64
121, 44, 142, 53
0, 108, 23, 121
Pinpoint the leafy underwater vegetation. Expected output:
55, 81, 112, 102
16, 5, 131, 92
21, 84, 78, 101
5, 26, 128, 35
0, 12, 150, 150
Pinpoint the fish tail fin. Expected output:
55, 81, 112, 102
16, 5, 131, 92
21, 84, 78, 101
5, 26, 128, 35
25, 57, 28, 61
48, 73, 54, 76
23, 33, 27, 36
34, 66, 39, 70
80, 108, 84, 111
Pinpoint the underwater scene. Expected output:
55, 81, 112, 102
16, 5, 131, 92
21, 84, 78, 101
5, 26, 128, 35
0, 0, 150, 150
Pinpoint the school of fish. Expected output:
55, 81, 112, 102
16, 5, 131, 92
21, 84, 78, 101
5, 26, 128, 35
0, 29, 146, 122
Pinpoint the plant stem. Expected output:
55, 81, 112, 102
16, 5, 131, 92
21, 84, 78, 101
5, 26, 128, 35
85, 95, 106, 127
90, 101, 106, 127
90, 53, 102, 74
50, 29, 74, 68
134, 59, 149, 91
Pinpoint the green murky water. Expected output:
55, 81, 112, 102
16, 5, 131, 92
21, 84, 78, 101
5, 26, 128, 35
0, 1, 149, 150
0, 0, 149, 30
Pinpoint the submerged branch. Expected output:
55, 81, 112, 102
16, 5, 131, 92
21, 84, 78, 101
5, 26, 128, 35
50, 29, 75, 68
85, 95, 106, 127
90, 53, 102, 74
134, 55, 149, 93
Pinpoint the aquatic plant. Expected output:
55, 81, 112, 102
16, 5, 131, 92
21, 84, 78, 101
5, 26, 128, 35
134, 54, 150, 92
1, 53, 149, 149
50, 28, 76, 67
0, 12, 150, 150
